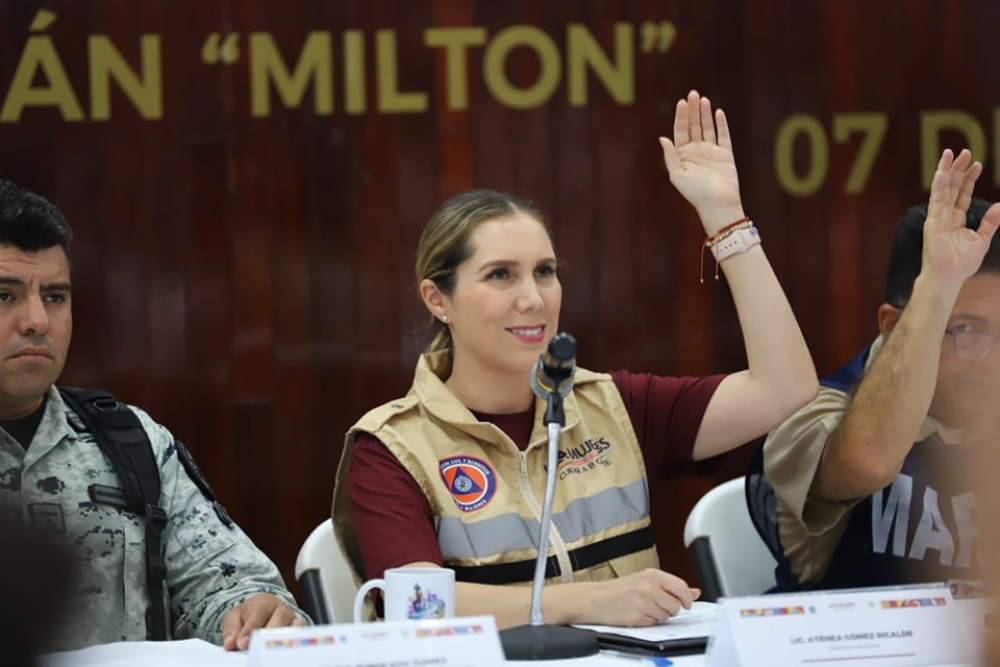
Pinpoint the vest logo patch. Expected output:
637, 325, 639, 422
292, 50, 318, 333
439, 456, 496, 513
555, 437, 613, 480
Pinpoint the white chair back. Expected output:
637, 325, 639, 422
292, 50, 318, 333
683, 477, 777, 600
294, 518, 358, 623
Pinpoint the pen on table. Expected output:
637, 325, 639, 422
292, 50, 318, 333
598, 649, 673, 665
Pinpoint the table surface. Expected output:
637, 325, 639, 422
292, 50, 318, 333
40, 639, 707, 667
40, 599, 990, 667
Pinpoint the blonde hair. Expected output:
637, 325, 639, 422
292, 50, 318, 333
416, 189, 549, 358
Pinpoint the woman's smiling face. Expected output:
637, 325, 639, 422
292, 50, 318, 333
440, 211, 562, 381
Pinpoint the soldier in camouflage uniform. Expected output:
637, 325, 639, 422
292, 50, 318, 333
0, 180, 307, 652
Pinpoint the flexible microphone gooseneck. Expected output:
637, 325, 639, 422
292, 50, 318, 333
499, 333, 600, 660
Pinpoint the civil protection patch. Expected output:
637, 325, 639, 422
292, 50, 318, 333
438, 456, 497, 512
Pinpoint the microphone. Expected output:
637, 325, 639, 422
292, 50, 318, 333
499, 332, 599, 661
530, 333, 577, 428
530, 332, 577, 400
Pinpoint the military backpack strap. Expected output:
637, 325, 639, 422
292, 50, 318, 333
58, 387, 170, 642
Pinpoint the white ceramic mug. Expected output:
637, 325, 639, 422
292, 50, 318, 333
352, 567, 456, 623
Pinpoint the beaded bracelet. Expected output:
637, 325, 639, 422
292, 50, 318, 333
700, 216, 761, 282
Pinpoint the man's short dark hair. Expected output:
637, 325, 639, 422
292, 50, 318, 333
884, 198, 999, 308
0, 180, 73, 262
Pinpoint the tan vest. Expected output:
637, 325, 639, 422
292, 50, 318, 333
333, 351, 659, 587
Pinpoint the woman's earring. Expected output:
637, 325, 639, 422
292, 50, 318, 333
441, 314, 449, 323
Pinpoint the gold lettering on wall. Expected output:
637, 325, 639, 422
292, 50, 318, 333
566, 23, 633, 107
343, 30, 366, 115
1, 18, 671, 121
3, 11, 996, 197
1, 10, 83, 122
376, 30, 428, 113
483, 26, 561, 110
249, 32, 333, 117
920, 110, 987, 188
832, 113, 887, 195
89, 35, 162, 121
424, 27, 487, 111
775, 115, 829, 197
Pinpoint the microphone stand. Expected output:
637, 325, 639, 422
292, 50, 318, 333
499, 381, 600, 660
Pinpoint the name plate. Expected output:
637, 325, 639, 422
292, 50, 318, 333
705, 585, 972, 667
248, 616, 505, 667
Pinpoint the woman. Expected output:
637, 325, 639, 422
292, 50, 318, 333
333, 91, 818, 628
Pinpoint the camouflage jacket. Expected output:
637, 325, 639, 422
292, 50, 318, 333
0, 387, 305, 651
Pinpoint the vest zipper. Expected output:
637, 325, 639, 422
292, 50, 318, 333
521, 439, 576, 584
495, 421, 579, 584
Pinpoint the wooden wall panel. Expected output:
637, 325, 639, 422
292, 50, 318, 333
1, 0, 998, 597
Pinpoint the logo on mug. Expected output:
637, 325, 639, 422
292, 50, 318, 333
438, 456, 496, 512
408, 583, 448, 620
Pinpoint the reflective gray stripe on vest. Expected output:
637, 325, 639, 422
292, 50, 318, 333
436, 478, 649, 560
436, 512, 541, 559
552, 477, 649, 543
